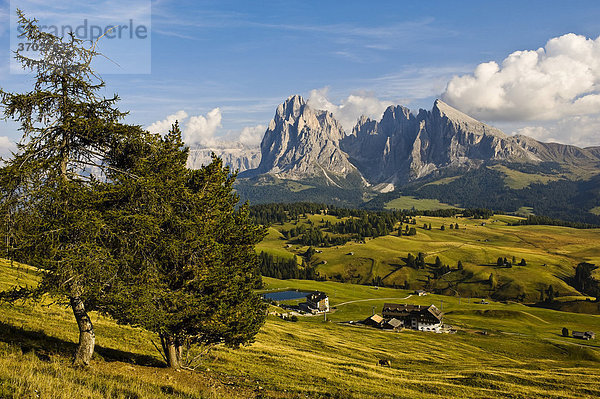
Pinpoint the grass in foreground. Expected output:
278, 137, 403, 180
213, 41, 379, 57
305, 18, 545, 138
1, 260, 600, 398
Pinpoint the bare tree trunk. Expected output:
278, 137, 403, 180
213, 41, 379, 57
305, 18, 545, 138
160, 333, 181, 369
70, 295, 95, 366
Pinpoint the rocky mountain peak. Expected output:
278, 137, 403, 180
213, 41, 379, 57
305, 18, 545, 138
277, 94, 306, 120
431, 99, 507, 139
242, 95, 600, 190
379, 105, 415, 137
248, 95, 358, 183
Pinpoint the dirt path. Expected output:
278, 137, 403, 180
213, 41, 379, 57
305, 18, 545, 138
546, 338, 600, 349
333, 294, 413, 307
520, 311, 550, 324
426, 243, 467, 256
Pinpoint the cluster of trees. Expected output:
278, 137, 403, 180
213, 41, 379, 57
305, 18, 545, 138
249, 203, 328, 225
275, 208, 410, 245
496, 256, 527, 267
439, 223, 461, 231
250, 202, 482, 227
462, 208, 494, 219
401, 225, 417, 236
284, 225, 350, 246
514, 215, 599, 229
258, 252, 321, 280
573, 262, 599, 299
404, 253, 463, 281
540, 285, 558, 303
405, 253, 427, 269
328, 213, 399, 238
432, 256, 451, 279
0, 14, 265, 370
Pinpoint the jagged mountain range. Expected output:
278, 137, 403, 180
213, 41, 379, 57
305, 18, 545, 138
232, 95, 600, 190
187, 146, 260, 171
194, 94, 600, 222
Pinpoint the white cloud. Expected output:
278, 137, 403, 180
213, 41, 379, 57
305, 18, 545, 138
442, 33, 600, 122
308, 87, 392, 132
0, 136, 16, 159
184, 108, 222, 147
147, 108, 265, 148
513, 126, 559, 143
146, 110, 188, 134
238, 124, 266, 147
513, 114, 600, 147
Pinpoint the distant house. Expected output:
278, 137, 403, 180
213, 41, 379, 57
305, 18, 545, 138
305, 291, 329, 313
364, 314, 384, 328
384, 318, 403, 330
414, 290, 427, 296
382, 303, 443, 332
572, 331, 595, 340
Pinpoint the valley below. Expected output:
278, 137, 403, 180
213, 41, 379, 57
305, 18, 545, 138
2, 210, 599, 398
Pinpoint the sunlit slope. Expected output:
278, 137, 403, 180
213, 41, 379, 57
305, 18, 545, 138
0, 259, 600, 398
257, 213, 600, 301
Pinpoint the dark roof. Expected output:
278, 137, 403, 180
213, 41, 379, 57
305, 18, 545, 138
382, 303, 442, 321
383, 303, 423, 313
306, 291, 328, 302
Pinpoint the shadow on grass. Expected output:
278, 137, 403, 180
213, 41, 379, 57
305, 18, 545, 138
0, 321, 164, 367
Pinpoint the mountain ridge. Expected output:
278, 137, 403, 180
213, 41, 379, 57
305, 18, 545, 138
231, 95, 600, 223
241, 95, 599, 189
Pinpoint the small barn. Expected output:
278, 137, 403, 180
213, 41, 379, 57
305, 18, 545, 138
573, 331, 595, 340
384, 318, 403, 330
364, 314, 384, 328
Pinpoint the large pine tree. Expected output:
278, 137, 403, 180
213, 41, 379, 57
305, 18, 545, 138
0, 11, 129, 366
102, 123, 267, 369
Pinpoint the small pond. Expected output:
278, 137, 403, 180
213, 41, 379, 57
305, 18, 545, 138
263, 290, 311, 301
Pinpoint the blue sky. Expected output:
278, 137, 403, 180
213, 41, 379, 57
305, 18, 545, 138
2, 0, 600, 154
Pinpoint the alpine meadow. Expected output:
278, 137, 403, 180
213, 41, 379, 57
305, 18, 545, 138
1, 2, 600, 399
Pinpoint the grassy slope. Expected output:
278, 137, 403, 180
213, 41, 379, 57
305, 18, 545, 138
384, 196, 457, 211
0, 260, 272, 399
258, 214, 600, 301
488, 164, 559, 189
1, 259, 600, 398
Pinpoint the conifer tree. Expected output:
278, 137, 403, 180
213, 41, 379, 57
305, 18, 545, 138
489, 273, 497, 289
102, 124, 266, 369
0, 11, 129, 366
